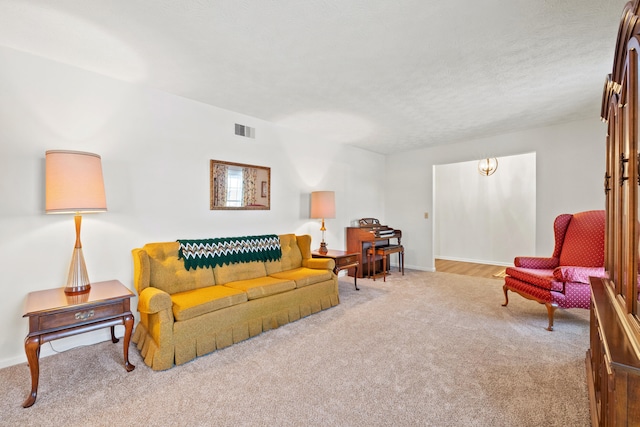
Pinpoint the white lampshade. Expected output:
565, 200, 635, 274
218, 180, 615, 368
46, 150, 107, 213
310, 191, 335, 219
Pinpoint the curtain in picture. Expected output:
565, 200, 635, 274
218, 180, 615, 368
243, 167, 257, 206
214, 163, 228, 206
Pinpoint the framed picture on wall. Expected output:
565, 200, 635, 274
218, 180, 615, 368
261, 181, 267, 198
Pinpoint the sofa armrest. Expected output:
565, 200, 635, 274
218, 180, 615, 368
138, 286, 172, 314
514, 256, 559, 269
134, 286, 175, 371
303, 257, 335, 270
553, 266, 606, 284
132, 248, 151, 293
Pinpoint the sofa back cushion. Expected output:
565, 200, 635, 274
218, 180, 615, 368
265, 234, 303, 274
214, 260, 267, 285
144, 242, 216, 294
558, 210, 605, 267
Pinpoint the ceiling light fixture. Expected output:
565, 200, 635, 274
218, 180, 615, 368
478, 158, 498, 176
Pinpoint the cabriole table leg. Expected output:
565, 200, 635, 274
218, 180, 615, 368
123, 313, 135, 372
22, 335, 41, 408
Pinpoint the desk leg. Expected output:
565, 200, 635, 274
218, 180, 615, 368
23, 335, 41, 408
122, 313, 135, 372
354, 265, 359, 291
110, 326, 119, 343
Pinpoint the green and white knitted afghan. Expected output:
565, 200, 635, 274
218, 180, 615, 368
177, 234, 282, 270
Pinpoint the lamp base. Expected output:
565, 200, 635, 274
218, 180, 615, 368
64, 284, 91, 295
318, 241, 328, 254
64, 241, 91, 295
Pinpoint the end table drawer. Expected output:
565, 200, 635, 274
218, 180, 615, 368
37, 301, 124, 331
336, 255, 359, 267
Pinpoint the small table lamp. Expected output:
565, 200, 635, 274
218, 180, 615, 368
310, 191, 335, 254
45, 150, 107, 295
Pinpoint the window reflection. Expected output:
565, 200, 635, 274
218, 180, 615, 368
226, 167, 243, 207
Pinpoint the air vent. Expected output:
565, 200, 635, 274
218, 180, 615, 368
235, 123, 255, 139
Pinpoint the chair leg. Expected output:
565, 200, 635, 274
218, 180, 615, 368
382, 253, 387, 282
502, 285, 509, 306
545, 303, 557, 332
503, 282, 559, 331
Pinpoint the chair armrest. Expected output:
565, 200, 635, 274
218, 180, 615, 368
553, 266, 606, 284
137, 287, 172, 314
514, 256, 559, 269
303, 257, 335, 270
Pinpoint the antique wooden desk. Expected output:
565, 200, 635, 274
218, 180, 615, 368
22, 280, 135, 407
312, 249, 360, 290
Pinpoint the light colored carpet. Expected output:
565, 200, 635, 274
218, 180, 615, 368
0, 270, 590, 426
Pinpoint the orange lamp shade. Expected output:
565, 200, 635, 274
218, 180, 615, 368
310, 191, 335, 219
45, 150, 107, 213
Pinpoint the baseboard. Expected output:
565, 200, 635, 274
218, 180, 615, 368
388, 264, 434, 272
435, 256, 511, 267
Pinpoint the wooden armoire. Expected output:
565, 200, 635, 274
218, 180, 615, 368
586, 2, 640, 426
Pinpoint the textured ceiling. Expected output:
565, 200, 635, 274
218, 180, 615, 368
0, 0, 629, 154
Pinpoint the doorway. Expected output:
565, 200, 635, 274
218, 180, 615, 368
433, 152, 536, 267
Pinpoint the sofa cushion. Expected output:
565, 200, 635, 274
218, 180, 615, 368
214, 260, 267, 285
171, 285, 248, 321
144, 242, 216, 294
223, 276, 296, 300
270, 267, 332, 288
505, 267, 564, 292
265, 234, 302, 275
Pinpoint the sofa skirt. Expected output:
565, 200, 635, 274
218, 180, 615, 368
133, 278, 339, 370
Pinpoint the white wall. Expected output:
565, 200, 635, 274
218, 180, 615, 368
434, 153, 536, 265
385, 119, 606, 272
0, 46, 386, 368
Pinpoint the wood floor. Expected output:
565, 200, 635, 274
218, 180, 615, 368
435, 259, 506, 280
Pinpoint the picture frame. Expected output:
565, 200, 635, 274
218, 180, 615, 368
210, 160, 270, 210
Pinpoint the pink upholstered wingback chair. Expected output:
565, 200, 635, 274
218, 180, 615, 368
502, 210, 606, 331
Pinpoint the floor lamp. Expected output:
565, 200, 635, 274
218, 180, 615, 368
310, 191, 335, 254
45, 150, 107, 295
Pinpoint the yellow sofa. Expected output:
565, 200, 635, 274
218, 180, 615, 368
131, 234, 339, 370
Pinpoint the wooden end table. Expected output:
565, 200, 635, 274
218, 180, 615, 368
22, 280, 135, 408
312, 249, 360, 290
